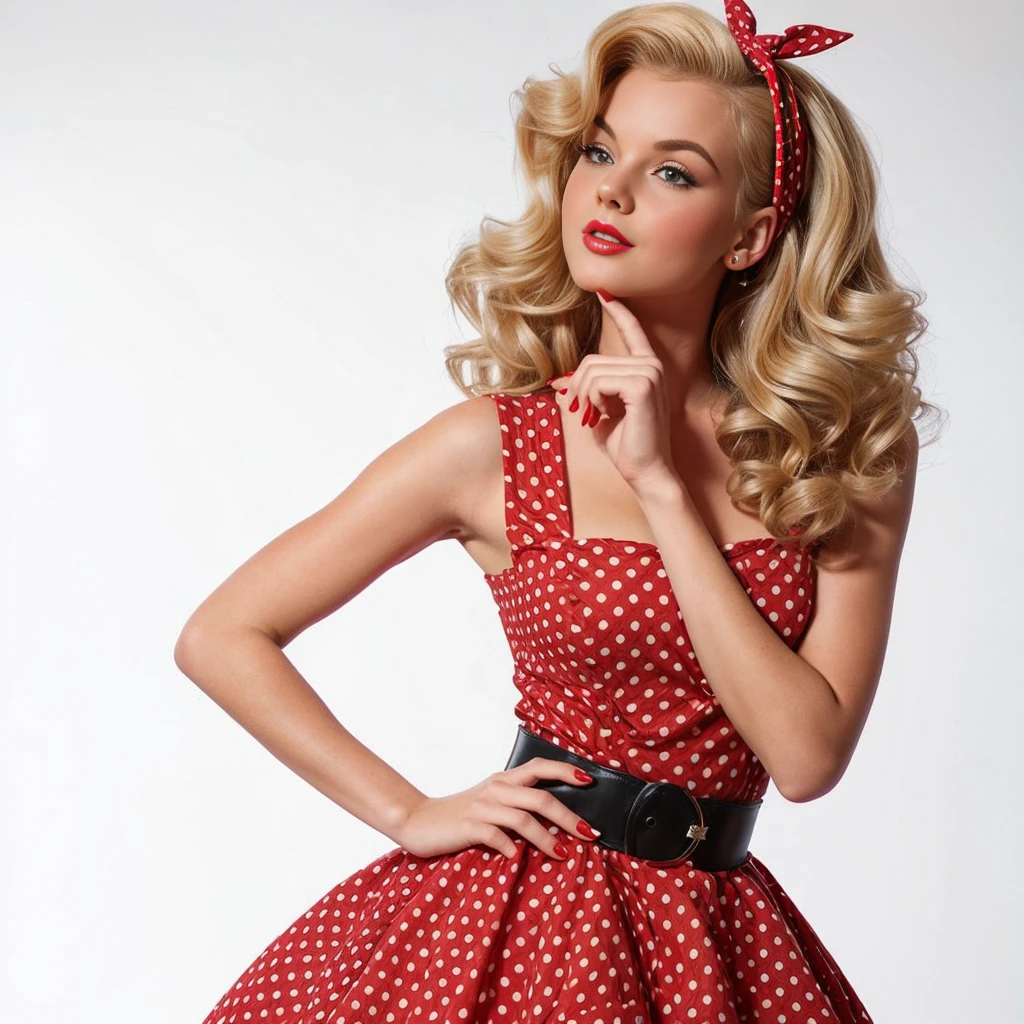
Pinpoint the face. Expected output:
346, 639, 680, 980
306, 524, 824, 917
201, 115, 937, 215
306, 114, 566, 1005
561, 67, 773, 300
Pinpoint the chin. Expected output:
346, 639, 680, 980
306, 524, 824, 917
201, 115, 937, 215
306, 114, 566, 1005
568, 268, 623, 295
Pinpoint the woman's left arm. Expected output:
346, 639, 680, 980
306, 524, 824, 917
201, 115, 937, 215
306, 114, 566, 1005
559, 291, 919, 803
635, 428, 918, 803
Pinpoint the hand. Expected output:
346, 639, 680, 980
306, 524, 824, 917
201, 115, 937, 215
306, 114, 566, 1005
394, 757, 602, 861
551, 291, 677, 494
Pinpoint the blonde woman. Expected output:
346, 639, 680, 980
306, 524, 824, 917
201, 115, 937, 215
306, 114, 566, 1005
180, 3, 941, 1021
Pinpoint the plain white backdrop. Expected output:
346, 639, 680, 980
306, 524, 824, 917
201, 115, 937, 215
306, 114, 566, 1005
3, 0, 1020, 1020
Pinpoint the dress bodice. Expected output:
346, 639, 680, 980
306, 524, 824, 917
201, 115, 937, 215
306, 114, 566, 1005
484, 389, 817, 803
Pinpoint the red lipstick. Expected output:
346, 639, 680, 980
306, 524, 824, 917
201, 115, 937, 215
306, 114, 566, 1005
582, 219, 634, 255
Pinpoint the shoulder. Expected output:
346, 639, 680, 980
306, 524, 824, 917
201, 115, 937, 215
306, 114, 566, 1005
809, 421, 919, 562
407, 391, 517, 541
427, 389, 555, 538
423, 390, 519, 462
423, 388, 547, 467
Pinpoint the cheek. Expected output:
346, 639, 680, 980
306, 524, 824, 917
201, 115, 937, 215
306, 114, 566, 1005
561, 169, 584, 222
561, 169, 589, 253
653, 202, 724, 254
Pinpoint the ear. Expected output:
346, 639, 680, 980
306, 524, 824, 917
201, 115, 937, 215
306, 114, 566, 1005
723, 204, 777, 272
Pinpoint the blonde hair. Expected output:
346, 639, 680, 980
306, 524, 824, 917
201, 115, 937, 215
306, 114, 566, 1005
442, 3, 945, 554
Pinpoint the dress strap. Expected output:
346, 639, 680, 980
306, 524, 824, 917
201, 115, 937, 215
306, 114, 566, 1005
488, 390, 573, 553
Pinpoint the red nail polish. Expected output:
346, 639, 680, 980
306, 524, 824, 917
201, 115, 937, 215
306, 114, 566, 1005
576, 820, 600, 839
568, 395, 579, 413
553, 842, 568, 858
596, 288, 615, 302
582, 400, 592, 426
574, 768, 593, 783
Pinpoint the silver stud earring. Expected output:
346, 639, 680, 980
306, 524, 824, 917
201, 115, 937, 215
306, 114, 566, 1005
730, 254, 751, 287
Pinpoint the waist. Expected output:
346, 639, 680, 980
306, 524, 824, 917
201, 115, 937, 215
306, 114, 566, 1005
503, 725, 761, 871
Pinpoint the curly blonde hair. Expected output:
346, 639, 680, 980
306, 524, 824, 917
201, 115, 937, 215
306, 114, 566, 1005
442, 2, 945, 554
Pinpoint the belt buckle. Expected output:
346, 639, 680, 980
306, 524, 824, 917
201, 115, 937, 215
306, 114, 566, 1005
623, 780, 709, 865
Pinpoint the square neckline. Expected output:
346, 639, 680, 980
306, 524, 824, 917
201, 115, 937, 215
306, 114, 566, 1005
482, 389, 795, 581
543, 385, 782, 553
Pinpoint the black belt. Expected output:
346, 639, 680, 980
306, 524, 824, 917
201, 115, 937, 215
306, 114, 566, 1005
504, 726, 761, 871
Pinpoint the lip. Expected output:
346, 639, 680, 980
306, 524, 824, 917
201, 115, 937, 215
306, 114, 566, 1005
583, 219, 633, 246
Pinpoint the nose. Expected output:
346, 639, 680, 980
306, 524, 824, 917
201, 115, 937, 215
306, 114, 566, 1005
597, 176, 633, 213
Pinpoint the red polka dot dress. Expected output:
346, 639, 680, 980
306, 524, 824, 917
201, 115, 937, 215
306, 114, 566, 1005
200, 389, 873, 1024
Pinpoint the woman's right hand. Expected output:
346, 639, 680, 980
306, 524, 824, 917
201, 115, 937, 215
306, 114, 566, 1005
394, 757, 602, 861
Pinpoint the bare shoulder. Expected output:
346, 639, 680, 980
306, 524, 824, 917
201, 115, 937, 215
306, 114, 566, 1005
175, 393, 505, 654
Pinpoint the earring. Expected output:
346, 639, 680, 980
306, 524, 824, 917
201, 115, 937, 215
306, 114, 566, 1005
729, 254, 751, 287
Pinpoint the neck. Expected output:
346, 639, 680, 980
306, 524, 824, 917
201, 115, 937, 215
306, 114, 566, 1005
595, 287, 726, 422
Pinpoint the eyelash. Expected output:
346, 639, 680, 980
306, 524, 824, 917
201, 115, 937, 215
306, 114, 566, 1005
576, 141, 698, 190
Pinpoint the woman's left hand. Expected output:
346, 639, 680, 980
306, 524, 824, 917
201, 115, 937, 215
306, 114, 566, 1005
550, 292, 678, 496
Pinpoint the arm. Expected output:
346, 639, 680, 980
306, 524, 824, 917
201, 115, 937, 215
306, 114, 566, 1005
635, 427, 919, 803
173, 394, 505, 843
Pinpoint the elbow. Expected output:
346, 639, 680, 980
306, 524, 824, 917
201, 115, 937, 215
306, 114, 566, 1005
173, 629, 196, 676
779, 778, 834, 804
776, 757, 844, 805
174, 619, 212, 676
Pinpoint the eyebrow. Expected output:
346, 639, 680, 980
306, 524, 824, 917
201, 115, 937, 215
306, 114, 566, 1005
592, 114, 720, 177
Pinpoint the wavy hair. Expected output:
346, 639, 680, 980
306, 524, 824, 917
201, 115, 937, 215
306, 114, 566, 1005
442, 3, 945, 554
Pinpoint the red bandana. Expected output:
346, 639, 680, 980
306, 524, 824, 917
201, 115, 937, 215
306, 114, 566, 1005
723, 1, 853, 247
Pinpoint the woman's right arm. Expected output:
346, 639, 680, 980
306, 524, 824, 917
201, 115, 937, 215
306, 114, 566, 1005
173, 395, 598, 861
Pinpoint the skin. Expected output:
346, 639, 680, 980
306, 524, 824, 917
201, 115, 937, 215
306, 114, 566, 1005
175, 67, 916, 866
561, 68, 775, 422
549, 69, 916, 803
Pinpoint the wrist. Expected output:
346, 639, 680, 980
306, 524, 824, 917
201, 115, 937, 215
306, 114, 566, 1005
631, 468, 687, 509
382, 789, 430, 845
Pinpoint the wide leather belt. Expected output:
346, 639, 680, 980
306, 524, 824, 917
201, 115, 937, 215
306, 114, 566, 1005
504, 726, 761, 871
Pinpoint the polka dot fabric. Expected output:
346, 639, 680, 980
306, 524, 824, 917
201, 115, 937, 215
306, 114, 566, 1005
199, 390, 872, 1023
723, 0, 853, 247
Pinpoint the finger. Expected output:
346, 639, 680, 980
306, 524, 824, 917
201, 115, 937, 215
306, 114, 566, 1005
482, 824, 521, 859
497, 762, 603, 841
486, 802, 568, 859
576, 369, 660, 427
505, 756, 595, 788
596, 291, 656, 359
504, 784, 603, 844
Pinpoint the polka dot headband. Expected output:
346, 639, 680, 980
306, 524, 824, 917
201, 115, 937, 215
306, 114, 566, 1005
723, 0, 853, 247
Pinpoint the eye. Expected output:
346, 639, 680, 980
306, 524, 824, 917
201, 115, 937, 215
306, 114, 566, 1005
576, 142, 698, 190
655, 162, 698, 190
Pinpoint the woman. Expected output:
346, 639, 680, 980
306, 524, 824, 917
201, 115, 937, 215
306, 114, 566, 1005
179, 4, 941, 1021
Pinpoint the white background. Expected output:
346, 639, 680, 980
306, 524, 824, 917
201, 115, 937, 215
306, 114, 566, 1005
3, 0, 1020, 1020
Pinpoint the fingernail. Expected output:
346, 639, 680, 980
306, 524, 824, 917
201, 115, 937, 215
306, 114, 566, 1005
596, 288, 615, 302
568, 395, 579, 413
553, 842, 568, 858
573, 768, 593, 783
576, 821, 600, 839
581, 400, 592, 425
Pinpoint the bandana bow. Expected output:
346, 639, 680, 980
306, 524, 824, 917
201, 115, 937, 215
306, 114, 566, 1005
723, 1, 853, 248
